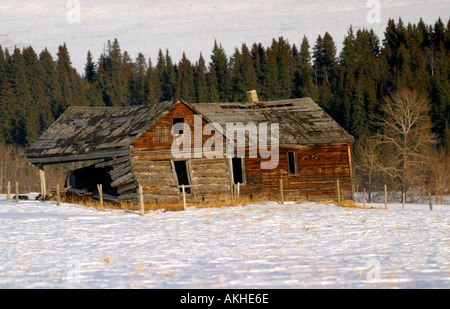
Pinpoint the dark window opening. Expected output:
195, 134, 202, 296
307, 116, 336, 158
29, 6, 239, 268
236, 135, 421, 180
173, 118, 185, 134
288, 152, 298, 175
174, 160, 192, 194
232, 158, 245, 184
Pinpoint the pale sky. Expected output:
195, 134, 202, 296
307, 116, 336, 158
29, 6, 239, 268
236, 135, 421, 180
0, 0, 448, 72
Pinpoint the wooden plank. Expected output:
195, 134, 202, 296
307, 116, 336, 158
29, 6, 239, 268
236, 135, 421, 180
117, 183, 137, 195
95, 156, 129, 168
29, 149, 129, 165
111, 172, 134, 187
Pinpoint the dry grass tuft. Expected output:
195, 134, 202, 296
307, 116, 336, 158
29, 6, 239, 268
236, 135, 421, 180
101, 256, 112, 263
54, 194, 387, 213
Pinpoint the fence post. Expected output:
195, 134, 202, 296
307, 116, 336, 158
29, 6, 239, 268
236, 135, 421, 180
230, 178, 234, 201
7, 181, 11, 200
57, 184, 61, 206
384, 185, 388, 209
15, 182, 19, 203
97, 184, 103, 211
363, 188, 366, 207
182, 184, 187, 211
139, 185, 144, 216
429, 192, 433, 211
39, 166, 46, 197
337, 179, 341, 207
402, 190, 405, 210
280, 179, 284, 205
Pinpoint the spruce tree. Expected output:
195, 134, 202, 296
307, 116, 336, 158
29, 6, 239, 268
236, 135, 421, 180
210, 40, 231, 102
176, 52, 195, 102
146, 58, 162, 104
194, 53, 208, 102
84, 51, 96, 83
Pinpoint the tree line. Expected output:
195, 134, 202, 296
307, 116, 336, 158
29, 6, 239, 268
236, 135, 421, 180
0, 18, 448, 148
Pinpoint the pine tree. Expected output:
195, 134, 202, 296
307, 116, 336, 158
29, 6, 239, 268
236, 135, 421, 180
210, 40, 231, 101
164, 50, 177, 101
176, 52, 195, 102
231, 44, 257, 102
194, 53, 208, 103
130, 53, 149, 105
294, 36, 318, 100
207, 65, 220, 102
0, 46, 14, 142
8, 48, 35, 145
272, 37, 294, 99
262, 47, 281, 100
250, 43, 266, 96
146, 58, 162, 104
84, 51, 96, 83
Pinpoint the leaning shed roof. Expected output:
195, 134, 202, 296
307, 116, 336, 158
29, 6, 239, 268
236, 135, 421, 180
190, 98, 354, 145
24, 102, 175, 164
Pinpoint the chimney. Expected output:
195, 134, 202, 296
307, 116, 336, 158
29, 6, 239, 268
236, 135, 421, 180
246, 90, 258, 104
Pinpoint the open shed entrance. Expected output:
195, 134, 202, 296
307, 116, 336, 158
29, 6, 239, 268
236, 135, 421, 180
67, 164, 118, 196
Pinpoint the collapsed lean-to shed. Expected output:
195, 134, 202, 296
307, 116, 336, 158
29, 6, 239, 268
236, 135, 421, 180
24, 95, 354, 204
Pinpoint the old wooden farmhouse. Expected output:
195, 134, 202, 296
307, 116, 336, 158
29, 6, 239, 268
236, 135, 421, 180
24, 91, 354, 204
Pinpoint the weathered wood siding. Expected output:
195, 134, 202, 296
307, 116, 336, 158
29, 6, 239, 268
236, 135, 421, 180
240, 144, 353, 201
130, 102, 230, 203
124, 102, 353, 203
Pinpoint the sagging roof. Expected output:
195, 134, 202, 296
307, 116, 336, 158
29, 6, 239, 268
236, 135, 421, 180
24, 102, 175, 164
190, 98, 354, 145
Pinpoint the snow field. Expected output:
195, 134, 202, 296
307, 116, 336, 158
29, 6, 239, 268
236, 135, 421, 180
0, 196, 448, 288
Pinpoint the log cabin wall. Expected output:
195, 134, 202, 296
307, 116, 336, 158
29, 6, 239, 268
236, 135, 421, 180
130, 102, 231, 203
240, 143, 353, 201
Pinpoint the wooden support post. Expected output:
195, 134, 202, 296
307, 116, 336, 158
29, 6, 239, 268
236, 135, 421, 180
139, 185, 144, 216
97, 184, 103, 211
237, 182, 240, 199
230, 178, 234, 201
15, 182, 19, 203
7, 181, 11, 200
39, 166, 46, 197
337, 179, 341, 207
182, 185, 187, 211
56, 184, 61, 206
280, 179, 284, 205
363, 188, 366, 207
351, 184, 355, 201
384, 185, 388, 209
402, 190, 405, 210
429, 192, 433, 211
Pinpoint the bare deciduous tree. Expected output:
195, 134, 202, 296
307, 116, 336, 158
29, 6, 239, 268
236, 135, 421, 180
376, 89, 436, 196
354, 136, 383, 202
427, 148, 449, 204
0, 142, 68, 194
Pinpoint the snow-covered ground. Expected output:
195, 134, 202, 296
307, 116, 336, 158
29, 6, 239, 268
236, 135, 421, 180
0, 195, 448, 288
